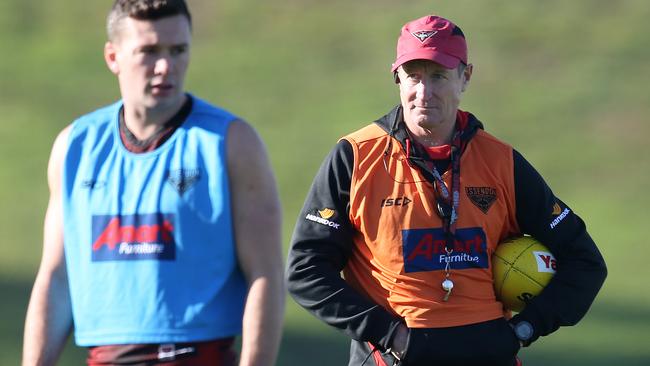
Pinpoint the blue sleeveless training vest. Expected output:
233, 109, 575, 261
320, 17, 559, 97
62, 96, 247, 346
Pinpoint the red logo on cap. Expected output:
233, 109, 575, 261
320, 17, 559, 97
411, 30, 438, 43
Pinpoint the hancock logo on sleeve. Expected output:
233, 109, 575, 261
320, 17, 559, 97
533, 251, 557, 273
91, 214, 176, 261
305, 208, 340, 229
549, 201, 570, 229
551, 202, 562, 215
402, 227, 488, 273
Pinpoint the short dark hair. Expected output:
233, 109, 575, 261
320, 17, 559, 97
107, 0, 192, 40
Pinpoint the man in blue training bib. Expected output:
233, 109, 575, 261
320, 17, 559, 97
22, 1, 285, 365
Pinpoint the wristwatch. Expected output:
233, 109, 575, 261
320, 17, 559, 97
513, 321, 534, 345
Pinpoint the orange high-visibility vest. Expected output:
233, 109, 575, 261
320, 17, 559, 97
342, 123, 520, 328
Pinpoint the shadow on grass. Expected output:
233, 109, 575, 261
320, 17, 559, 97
0, 277, 87, 365
277, 328, 349, 365
520, 352, 649, 366
3, 277, 648, 365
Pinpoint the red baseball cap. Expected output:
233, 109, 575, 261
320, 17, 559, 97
391, 15, 468, 72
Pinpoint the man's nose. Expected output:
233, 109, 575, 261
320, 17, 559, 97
415, 80, 434, 100
154, 55, 172, 75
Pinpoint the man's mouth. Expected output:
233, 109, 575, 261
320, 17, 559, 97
150, 83, 174, 94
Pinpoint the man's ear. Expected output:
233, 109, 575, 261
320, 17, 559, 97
461, 63, 473, 92
104, 41, 120, 75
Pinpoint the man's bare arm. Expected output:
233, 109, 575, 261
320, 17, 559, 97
227, 120, 285, 366
23, 126, 74, 366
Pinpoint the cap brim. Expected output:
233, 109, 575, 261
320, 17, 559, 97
391, 49, 461, 72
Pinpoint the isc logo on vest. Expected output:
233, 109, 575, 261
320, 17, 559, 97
380, 196, 412, 207
402, 227, 488, 273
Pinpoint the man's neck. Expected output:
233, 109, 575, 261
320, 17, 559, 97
407, 120, 456, 147
122, 95, 187, 141
118, 96, 192, 153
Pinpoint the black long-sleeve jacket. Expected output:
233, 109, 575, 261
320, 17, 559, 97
286, 106, 607, 356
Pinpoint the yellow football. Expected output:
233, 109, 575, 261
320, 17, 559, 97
492, 236, 556, 312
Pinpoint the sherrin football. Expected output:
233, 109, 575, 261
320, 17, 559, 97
492, 236, 556, 312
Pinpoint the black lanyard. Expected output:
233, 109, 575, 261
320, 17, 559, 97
430, 126, 463, 251
430, 125, 463, 301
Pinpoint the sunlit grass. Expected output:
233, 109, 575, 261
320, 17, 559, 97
1, 0, 649, 364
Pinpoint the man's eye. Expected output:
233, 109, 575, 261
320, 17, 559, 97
171, 46, 187, 55
139, 47, 157, 54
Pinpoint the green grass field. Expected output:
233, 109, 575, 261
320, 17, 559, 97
2, 0, 649, 364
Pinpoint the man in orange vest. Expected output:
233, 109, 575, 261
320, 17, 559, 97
286, 14, 606, 366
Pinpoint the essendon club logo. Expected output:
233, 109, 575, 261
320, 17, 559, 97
402, 227, 488, 273
91, 214, 176, 261
167, 169, 200, 195
465, 186, 497, 214
411, 30, 438, 43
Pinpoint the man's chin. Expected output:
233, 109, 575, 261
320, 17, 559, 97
145, 94, 184, 109
415, 115, 443, 127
